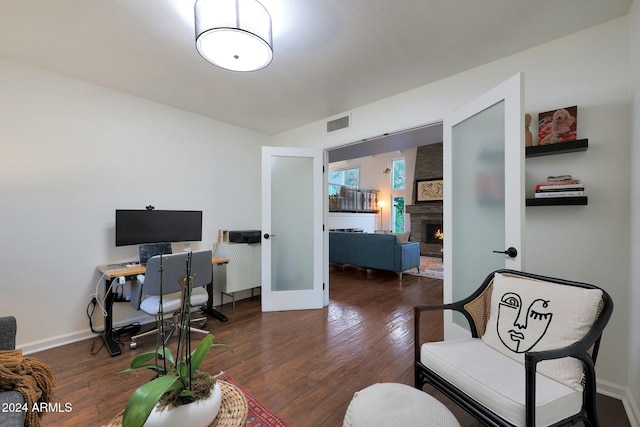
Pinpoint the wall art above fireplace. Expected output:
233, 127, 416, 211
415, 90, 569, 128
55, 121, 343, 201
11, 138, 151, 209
415, 178, 443, 202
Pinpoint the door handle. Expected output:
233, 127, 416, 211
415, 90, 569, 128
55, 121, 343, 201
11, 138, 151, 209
263, 233, 275, 239
492, 247, 518, 258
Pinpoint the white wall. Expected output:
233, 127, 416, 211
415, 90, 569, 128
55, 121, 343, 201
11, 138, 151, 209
274, 17, 634, 406
628, 0, 640, 423
0, 58, 268, 352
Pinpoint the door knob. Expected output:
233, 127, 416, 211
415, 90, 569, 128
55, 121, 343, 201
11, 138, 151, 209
492, 247, 518, 258
263, 233, 275, 239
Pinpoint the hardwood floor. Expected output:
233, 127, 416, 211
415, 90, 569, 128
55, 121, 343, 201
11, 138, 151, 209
31, 264, 629, 426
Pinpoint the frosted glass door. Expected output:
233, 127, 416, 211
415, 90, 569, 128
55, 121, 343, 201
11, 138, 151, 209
261, 147, 324, 311
443, 73, 524, 338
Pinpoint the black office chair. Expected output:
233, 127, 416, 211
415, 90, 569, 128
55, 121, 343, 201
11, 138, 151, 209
129, 250, 212, 349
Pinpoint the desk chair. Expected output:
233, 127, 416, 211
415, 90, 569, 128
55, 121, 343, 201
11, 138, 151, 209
129, 250, 212, 349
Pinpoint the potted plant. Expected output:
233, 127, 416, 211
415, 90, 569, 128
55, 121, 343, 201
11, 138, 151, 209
119, 253, 230, 427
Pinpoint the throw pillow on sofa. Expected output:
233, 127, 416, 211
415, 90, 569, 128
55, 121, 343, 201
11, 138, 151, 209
374, 230, 410, 244
481, 272, 603, 390
394, 232, 410, 244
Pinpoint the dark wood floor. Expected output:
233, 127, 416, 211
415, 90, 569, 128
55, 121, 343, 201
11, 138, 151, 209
31, 265, 629, 426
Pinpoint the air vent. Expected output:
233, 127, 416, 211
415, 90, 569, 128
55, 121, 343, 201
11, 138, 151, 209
326, 114, 350, 133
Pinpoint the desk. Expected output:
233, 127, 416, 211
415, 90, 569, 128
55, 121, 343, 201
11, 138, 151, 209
96, 256, 230, 357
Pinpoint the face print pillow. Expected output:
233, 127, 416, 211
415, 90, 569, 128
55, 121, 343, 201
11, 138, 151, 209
481, 273, 603, 390
496, 292, 553, 353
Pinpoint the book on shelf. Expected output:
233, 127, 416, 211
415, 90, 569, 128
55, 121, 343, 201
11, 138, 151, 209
534, 190, 584, 198
535, 180, 581, 190
536, 186, 584, 192
533, 175, 585, 198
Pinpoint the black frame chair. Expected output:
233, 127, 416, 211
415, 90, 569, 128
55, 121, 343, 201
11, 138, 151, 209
414, 269, 613, 427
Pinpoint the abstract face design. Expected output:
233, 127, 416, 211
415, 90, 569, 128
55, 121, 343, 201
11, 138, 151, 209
496, 292, 553, 353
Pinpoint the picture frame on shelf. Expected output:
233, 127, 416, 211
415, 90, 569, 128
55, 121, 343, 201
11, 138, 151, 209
538, 105, 577, 146
415, 178, 443, 202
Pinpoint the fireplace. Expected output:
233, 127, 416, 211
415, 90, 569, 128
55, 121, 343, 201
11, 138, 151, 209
423, 222, 444, 244
405, 205, 443, 258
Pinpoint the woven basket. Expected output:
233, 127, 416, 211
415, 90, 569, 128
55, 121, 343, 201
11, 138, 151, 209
211, 380, 248, 427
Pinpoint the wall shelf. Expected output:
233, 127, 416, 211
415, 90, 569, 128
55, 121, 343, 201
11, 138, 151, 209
526, 137, 588, 206
526, 197, 588, 206
525, 139, 588, 158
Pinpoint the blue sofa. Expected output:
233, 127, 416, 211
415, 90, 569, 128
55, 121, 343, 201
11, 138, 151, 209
329, 232, 420, 277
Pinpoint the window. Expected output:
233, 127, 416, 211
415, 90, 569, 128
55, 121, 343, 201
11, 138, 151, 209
390, 158, 406, 232
329, 168, 359, 186
328, 167, 359, 195
392, 196, 405, 232
392, 159, 405, 190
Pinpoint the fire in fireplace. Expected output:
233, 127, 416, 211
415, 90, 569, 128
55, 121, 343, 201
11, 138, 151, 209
424, 223, 444, 243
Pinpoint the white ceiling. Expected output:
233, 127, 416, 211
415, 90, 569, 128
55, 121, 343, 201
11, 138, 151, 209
0, 0, 632, 135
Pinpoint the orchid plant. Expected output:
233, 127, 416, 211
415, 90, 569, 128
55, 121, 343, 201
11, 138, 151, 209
118, 253, 229, 427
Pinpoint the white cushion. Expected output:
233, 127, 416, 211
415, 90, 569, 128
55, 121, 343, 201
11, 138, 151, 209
343, 383, 460, 427
481, 272, 602, 390
421, 338, 582, 427
140, 287, 209, 316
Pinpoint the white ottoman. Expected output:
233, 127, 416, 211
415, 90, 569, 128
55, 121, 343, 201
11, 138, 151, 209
343, 383, 460, 427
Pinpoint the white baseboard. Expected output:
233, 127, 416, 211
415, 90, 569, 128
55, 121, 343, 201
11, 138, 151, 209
22, 314, 153, 355
597, 379, 640, 427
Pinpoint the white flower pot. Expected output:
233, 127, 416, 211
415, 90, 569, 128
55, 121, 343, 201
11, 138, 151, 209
144, 381, 222, 427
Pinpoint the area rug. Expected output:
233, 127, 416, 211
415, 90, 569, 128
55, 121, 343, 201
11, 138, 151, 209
215, 371, 290, 427
403, 256, 443, 279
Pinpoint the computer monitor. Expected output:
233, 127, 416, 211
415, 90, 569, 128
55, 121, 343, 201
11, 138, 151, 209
115, 209, 203, 247
137, 242, 173, 265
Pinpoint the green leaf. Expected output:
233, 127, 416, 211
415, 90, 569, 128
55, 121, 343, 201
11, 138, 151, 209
122, 375, 183, 427
118, 348, 175, 375
185, 334, 213, 375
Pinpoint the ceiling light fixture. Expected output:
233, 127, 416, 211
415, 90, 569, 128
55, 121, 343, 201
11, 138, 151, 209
194, 0, 273, 72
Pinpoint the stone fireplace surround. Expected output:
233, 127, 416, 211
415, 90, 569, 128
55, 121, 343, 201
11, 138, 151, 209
406, 143, 443, 258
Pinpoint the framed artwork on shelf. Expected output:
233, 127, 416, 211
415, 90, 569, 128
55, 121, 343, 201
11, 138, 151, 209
538, 105, 577, 145
415, 179, 443, 202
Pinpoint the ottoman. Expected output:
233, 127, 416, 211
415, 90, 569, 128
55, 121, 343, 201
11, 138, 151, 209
343, 383, 460, 427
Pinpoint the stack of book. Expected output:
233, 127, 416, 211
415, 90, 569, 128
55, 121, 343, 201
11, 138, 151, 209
535, 175, 584, 198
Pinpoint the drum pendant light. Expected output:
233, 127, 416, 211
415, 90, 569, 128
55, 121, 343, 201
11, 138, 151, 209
195, 0, 273, 72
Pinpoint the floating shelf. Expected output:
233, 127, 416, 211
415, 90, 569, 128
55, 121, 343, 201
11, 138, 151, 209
525, 139, 588, 158
526, 197, 588, 206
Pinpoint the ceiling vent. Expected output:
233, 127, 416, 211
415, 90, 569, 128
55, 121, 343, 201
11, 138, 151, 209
326, 114, 351, 133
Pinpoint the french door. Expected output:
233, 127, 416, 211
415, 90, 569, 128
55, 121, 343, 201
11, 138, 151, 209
261, 147, 324, 311
443, 73, 525, 338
